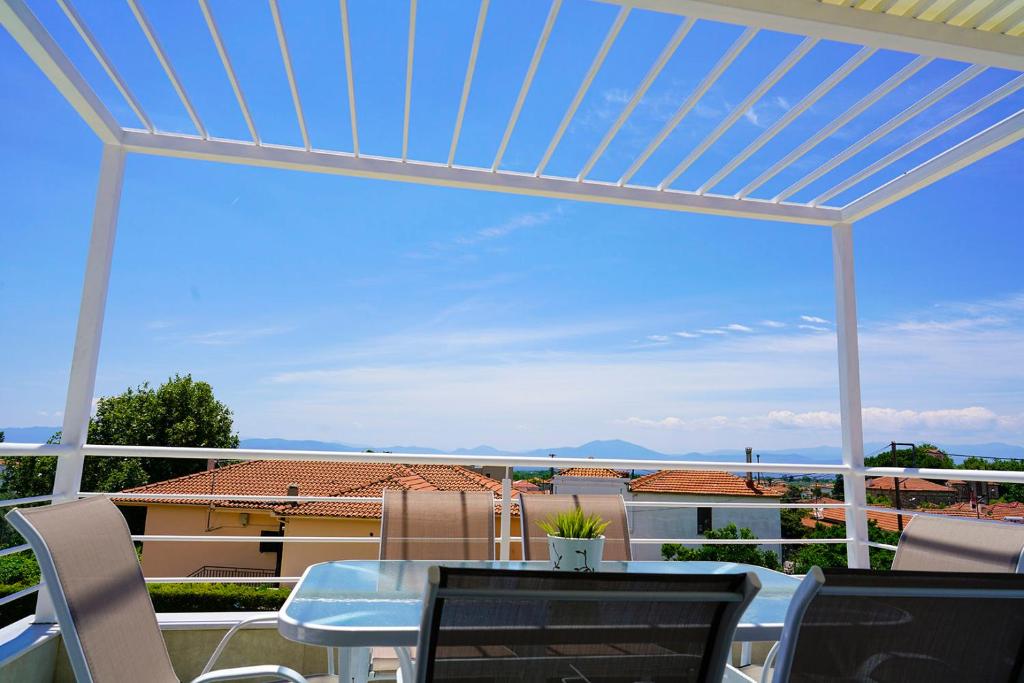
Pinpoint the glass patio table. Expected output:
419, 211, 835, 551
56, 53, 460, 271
278, 559, 800, 681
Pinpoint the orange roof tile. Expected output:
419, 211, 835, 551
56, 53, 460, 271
805, 498, 906, 533
928, 501, 1024, 521
866, 476, 954, 492
628, 470, 785, 497
556, 467, 628, 478
116, 460, 516, 518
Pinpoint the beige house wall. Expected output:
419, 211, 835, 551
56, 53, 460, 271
133, 504, 281, 578
136, 505, 525, 578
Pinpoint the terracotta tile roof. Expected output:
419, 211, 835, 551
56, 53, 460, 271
804, 498, 905, 533
628, 470, 785, 497
556, 467, 628, 478
512, 480, 541, 492
866, 476, 954, 492
928, 501, 1024, 522
116, 460, 516, 518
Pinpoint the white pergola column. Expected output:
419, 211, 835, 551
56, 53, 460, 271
832, 221, 870, 568
52, 145, 126, 503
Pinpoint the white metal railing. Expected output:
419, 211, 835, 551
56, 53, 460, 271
3, 440, 1024, 621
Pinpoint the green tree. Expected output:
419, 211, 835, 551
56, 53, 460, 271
960, 457, 1024, 503
831, 476, 845, 501
0, 375, 238, 499
662, 523, 780, 571
864, 443, 953, 469
790, 521, 899, 573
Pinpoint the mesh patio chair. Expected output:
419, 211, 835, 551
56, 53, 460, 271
414, 566, 761, 683
379, 490, 495, 561
6, 496, 311, 683
518, 493, 632, 561
770, 567, 1024, 683
891, 514, 1024, 572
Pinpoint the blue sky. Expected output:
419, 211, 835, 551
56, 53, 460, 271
2, 0, 1023, 453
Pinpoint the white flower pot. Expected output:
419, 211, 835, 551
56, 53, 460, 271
547, 535, 605, 572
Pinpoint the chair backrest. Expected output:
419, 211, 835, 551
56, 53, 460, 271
379, 490, 495, 560
6, 497, 178, 683
773, 566, 1024, 682
415, 566, 760, 683
519, 493, 632, 561
892, 514, 1024, 572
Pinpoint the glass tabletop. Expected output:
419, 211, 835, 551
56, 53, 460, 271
279, 560, 800, 647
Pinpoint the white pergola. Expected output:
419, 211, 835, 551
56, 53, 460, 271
1, 0, 1022, 589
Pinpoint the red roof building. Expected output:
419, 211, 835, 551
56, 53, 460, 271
629, 470, 785, 497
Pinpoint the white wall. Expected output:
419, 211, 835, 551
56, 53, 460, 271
551, 476, 629, 496
628, 492, 782, 561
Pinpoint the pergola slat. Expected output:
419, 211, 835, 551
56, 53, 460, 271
402, 0, 417, 161
270, 0, 310, 151
534, 6, 629, 177
126, 0, 206, 139
577, 16, 695, 181
57, 0, 152, 133
340, 0, 359, 157
658, 33, 814, 191
491, 0, 562, 171
698, 46, 875, 196
619, 26, 760, 187
776, 63, 986, 202
198, 0, 258, 144
448, 0, 490, 167
814, 73, 1024, 205
736, 55, 932, 199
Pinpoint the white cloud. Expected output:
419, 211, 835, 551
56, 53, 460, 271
647, 335, 669, 343
760, 320, 786, 328
798, 324, 830, 332
743, 107, 760, 126
800, 315, 830, 324
722, 323, 754, 333
675, 331, 700, 338
186, 326, 290, 346
456, 209, 559, 246
697, 329, 727, 335
618, 406, 1024, 435
888, 316, 1005, 333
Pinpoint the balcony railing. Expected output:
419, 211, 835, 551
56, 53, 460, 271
3, 441, 1023, 603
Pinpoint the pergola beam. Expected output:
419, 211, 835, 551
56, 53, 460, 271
0, 0, 121, 144
121, 130, 841, 225
842, 107, 1024, 221
599, 0, 1024, 71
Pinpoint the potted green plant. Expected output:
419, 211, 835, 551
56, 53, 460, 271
537, 508, 610, 572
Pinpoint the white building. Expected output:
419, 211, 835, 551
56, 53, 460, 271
553, 467, 784, 561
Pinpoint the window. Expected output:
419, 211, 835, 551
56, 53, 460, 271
697, 508, 712, 535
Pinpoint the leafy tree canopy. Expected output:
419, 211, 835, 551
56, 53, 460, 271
864, 443, 953, 469
790, 521, 899, 574
0, 374, 238, 501
662, 523, 780, 571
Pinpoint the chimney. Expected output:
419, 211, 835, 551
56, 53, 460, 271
287, 483, 299, 507
745, 447, 753, 484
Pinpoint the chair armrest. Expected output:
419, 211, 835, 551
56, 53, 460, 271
190, 664, 308, 683
202, 614, 279, 675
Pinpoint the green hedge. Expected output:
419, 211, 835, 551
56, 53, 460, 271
148, 583, 293, 612
0, 583, 293, 627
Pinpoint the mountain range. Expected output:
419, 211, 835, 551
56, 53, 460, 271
4, 426, 1023, 465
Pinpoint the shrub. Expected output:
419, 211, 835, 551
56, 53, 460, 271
147, 583, 292, 612
662, 523, 780, 571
